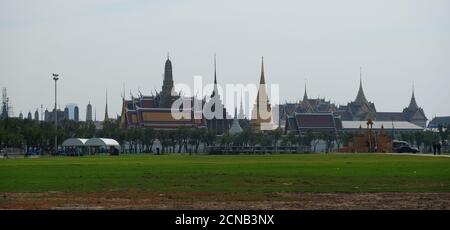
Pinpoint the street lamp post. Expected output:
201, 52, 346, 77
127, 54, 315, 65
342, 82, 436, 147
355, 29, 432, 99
53, 73, 59, 154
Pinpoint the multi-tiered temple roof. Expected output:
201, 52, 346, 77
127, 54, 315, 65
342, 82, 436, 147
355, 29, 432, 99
119, 57, 206, 129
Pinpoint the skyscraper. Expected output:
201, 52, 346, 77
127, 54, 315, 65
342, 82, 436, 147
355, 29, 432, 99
86, 102, 93, 122
34, 109, 39, 121
64, 107, 69, 120
65, 103, 77, 120
74, 105, 79, 122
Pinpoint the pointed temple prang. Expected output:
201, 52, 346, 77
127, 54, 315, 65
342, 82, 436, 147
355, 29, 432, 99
408, 81, 419, 110
214, 53, 217, 85
260, 56, 265, 84
355, 67, 368, 104
104, 88, 109, 121
303, 78, 308, 101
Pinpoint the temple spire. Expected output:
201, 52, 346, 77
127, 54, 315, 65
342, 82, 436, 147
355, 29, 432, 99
104, 88, 109, 121
251, 56, 273, 132
303, 79, 308, 101
211, 54, 219, 98
162, 55, 174, 95
260, 56, 265, 84
238, 90, 245, 119
408, 82, 419, 110
214, 53, 217, 85
355, 67, 368, 104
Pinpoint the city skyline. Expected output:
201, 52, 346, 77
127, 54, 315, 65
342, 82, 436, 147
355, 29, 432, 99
1, 0, 449, 121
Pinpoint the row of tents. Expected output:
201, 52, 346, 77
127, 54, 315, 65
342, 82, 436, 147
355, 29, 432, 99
62, 138, 120, 155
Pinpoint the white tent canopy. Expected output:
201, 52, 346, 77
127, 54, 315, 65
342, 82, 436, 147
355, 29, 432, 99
85, 138, 120, 150
62, 138, 88, 147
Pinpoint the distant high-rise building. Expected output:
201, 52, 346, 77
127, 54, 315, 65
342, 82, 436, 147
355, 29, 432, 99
74, 105, 79, 122
27, 111, 32, 120
34, 109, 39, 121
64, 107, 69, 120
86, 102, 93, 122
19, 112, 23, 119
65, 103, 77, 120
44, 108, 69, 123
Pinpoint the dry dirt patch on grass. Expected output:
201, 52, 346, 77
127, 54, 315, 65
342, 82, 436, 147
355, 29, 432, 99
1, 192, 449, 210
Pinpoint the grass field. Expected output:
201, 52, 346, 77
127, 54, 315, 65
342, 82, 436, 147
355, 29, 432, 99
1, 153, 450, 209
1, 153, 449, 193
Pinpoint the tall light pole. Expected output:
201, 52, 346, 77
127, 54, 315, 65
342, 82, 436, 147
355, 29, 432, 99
53, 73, 59, 154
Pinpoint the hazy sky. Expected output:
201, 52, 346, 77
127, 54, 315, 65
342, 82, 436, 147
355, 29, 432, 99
1, 0, 449, 121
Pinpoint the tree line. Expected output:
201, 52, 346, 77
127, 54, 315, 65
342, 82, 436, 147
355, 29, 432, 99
0, 117, 448, 154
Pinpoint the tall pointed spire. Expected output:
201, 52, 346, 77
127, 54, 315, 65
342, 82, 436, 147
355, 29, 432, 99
360, 66, 362, 85
160, 54, 175, 107
256, 56, 269, 104
355, 67, 368, 104
238, 90, 245, 119
303, 79, 308, 101
211, 54, 219, 98
104, 88, 109, 121
300, 78, 313, 112
214, 53, 217, 85
251, 56, 273, 132
260, 56, 265, 84
162, 54, 174, 95
408, 81, 419, 110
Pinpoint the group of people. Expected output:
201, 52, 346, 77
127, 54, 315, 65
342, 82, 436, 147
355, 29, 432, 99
432, 142, 442, 155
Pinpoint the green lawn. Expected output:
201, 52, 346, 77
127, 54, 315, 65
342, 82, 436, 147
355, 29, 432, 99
0, 154, 449, 193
